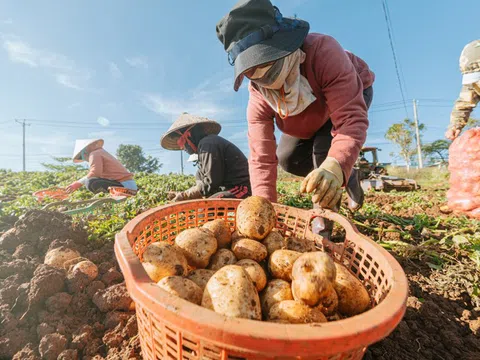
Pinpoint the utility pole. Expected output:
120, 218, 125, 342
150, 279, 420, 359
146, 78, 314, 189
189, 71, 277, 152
15, 119, 31, 171
180, 151, 184, 175
412, 100, 423, 169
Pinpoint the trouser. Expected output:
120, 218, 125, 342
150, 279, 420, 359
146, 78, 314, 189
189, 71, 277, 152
85, 177, 124, 194
209, 185, 251, 199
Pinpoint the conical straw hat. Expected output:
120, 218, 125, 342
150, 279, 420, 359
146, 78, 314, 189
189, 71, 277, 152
160, 113, 221, 150
72, 139, 104, 163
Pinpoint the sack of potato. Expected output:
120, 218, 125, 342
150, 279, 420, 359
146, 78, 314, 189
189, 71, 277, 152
140, 196, 370, 323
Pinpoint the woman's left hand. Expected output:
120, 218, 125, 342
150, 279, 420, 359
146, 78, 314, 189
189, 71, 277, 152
66, 181, 83, 194
300, 157, 343, 209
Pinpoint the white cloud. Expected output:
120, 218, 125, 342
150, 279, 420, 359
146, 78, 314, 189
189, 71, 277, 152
2, 19, 13, 25
109, 62, 122, 79
228, 129, 248, 141
125, 56, 148, 69
141, 93, 229, 120
1, 35, 91, 91
67, 102, 81, 110
97, 116, 110, 127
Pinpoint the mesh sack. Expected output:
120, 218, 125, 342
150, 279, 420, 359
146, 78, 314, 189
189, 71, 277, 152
447, 128, 480, 219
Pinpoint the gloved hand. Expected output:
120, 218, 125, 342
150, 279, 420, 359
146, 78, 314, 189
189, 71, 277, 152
300, 157, 344, 209
66, 181, 83, 194
167, 191, 185, 202
445, 127, 461, 141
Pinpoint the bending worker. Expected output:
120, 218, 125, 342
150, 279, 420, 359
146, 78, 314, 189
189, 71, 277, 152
216, 0, 374, 215
161, 112, 251, 201
66, 139, 137, 194
446, 39, 480, 140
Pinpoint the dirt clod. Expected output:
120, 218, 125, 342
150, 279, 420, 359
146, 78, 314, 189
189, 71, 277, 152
38, 333, 68, 360
92, 283, 132, 313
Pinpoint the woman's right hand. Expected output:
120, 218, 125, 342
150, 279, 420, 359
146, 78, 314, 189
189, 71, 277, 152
66, 181, 82, 193
445, 127, 460, 141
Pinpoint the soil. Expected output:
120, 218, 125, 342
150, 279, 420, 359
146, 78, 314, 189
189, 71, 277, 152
1, 195, 479, 360
0, 210, 140, 359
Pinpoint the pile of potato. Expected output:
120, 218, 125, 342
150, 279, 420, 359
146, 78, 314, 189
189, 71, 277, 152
141, 196, 370, 323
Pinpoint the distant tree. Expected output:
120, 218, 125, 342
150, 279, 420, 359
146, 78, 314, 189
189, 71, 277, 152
466, 117, 479, 129
42, 157, 87, 172
385, 119, 425, 171
116, 144, 161, 173
422, 140, 451, 164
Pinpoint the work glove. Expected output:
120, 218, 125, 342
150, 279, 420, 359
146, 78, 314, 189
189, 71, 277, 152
300, 157, 344, 210
168, 186, 202, 202
66, 181, 83, 194
445, 127, 461, 141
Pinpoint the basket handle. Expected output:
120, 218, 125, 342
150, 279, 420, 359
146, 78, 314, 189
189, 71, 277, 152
307, 208, 364, 241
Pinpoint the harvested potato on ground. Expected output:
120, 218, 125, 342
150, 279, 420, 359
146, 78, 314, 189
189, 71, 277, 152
71, 260, 98, 282
203, 219, 232, 249
141, 242, 188, 282
208, 249, 237, 271
232, 238, 267, 263
268, 250, 302, 282
44, 247, 81, 269
262, 230, 285, 256
260, 279, 293, 316
316, 284, 338, 316
202, 265, 261, 320
157, 276, 203, 305
291, 252, 336, 306
267, 300, 327, 324
285, 237, 316, 253
175, 228, 217, 269
236, 196, 277, 240
334, 263, 370, 316
187, 269, 215, 290
236, 259, 267, 292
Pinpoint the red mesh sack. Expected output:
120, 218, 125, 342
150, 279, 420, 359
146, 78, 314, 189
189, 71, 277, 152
447, 128, 480, 219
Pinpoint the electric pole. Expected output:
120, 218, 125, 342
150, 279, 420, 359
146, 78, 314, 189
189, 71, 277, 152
180, 151, 184, 175
15, 119, 31, 171
412, 100, 423, 169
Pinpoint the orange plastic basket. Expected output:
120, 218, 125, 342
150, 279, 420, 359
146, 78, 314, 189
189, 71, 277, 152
115, 199, 408, 360
33, 187, 69, 201
108, 186, 137, 198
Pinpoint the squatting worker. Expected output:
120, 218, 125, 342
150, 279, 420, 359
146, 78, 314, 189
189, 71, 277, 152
445, 39, 480, 141
161, 112, 251, 201
216, 0, 375, 214
66, 139, 137, 194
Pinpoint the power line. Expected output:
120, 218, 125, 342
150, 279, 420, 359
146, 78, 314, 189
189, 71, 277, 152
381, 0, 409, 119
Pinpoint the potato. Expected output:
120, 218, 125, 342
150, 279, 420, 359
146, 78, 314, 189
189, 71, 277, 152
208, 249, 237, 271
260, 279, 293, 316
285, 237, 316, 253
203, 219, 232, 248
334, 263, 370, 316
175, 228, 217, 269
236, 259, 267, 292
267, 300, 327, 324
262, 230, 285, 256
157, 276, 203, 305
316, 284, 338, 316
232, 238, 267, 263
202, 265, 261, 320
71, 260, 98, 282
236, 196, 277, 240
291, 252, 336, 306
141, 242, 188, 282
44, 247, 81, 269
186, 269, 215, 290
231, 230, 244, 242
268, 250, 302, 282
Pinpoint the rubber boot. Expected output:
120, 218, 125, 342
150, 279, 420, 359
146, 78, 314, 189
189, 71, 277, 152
346, 168, 364, 212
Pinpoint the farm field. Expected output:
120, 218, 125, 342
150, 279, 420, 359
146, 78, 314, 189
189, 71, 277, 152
0, 169, 479, 359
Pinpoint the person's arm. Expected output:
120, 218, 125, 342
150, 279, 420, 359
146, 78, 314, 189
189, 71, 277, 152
247, 83, 278, 202
446, 84, 480, 139
195, 141, 225, 197
314, 36, 369, 183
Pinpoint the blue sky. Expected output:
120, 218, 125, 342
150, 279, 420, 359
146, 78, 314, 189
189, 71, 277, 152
0, 0, 478, 174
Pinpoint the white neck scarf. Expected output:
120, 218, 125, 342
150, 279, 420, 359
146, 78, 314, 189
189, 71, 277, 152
253, 49, 316, 119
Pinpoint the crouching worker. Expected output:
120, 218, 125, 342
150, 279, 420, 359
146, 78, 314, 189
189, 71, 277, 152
66, 139, 137, 194
161, 113, 251, 201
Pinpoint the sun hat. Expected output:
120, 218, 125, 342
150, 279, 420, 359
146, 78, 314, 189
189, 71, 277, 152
160, 113, 222, 150
216, 0, 309, 91
459, 39, 480, 84
72, 139, 104, 163
187, 154, 199, 162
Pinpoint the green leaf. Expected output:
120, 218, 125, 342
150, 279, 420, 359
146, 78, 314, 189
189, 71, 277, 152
452, 235, 470, 247
426, 262, 442, 270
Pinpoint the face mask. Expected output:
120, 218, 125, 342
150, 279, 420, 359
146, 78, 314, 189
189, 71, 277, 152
80, 149, 87, 161
250, 58, 285, 89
